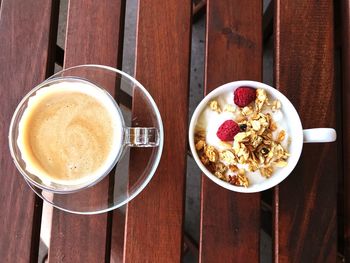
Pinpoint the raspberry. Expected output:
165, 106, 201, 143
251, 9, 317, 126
216, 120, 240, 141
234, 86, 256, 107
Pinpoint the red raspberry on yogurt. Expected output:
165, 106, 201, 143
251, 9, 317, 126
216, 120, 240, 141
234, 86, 256, 107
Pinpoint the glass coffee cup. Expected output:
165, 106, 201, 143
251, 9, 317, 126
9, 65, 163, 213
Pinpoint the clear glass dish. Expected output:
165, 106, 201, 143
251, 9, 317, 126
9, 65, 163, 214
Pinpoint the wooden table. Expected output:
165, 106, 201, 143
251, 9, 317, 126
0, 0, 348, 262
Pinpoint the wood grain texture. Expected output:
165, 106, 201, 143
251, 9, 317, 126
48, 1, 125, 262
341, 0, 350, 259
0, 0, 57, 262
200, 1, 262, 262
274, 0, 336, 262
123, 1, 191, 262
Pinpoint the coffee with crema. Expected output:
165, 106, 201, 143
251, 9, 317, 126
17, 80, 123, 186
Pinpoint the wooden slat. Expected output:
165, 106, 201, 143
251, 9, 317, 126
48, 1, 125, 262
122, 1, 191, 262
342, 0, 350, 259
200, 1, 262, 262
274, 0, 336, 261
0, 0, 58, 262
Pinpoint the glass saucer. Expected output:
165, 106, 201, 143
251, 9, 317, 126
23, 65, 163, 214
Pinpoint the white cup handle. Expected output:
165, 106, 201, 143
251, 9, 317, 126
303, 128, 337, 143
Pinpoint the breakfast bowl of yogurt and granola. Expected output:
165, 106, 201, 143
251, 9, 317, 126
189, 80, 336, 193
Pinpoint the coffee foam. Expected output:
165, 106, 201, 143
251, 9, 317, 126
17, 80, 123, 187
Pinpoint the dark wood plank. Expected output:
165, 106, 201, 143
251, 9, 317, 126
0, 0, 58, 262
200, 1, 262, 262
274, 0, 336, 262
123, 1, 191, 262
341, 0, 350, 259
48, 1, 125, 262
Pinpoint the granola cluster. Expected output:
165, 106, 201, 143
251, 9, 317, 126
195, 88, 290, 188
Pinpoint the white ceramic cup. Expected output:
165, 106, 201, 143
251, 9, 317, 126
189, 80, 336, 193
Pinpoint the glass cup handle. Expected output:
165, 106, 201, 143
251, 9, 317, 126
124, 127, 160, 147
